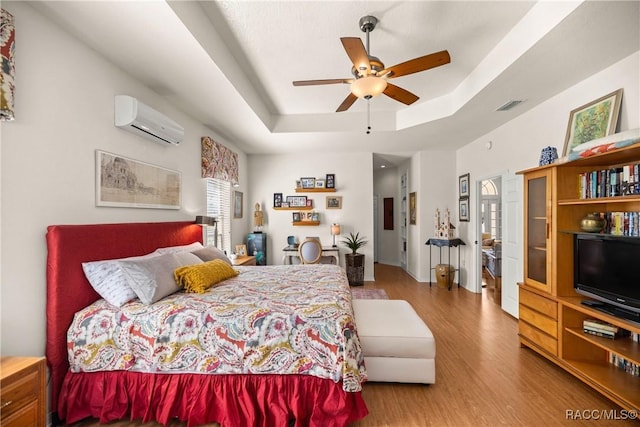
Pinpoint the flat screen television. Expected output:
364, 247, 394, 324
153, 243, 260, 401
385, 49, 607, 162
574, 233, 640, 323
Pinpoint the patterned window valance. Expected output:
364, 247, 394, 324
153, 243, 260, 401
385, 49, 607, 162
1, 9, 16, 121
201, 136, 239, 184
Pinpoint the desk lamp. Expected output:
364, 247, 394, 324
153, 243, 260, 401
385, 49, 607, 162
331, 223, 341, 247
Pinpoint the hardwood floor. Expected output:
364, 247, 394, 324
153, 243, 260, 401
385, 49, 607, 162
68, 264, 636, 427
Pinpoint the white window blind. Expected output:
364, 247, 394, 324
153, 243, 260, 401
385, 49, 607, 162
206, 178, 231, 254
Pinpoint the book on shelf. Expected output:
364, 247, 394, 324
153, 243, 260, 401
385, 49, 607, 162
583, 318, 618, 333
578, 162, 640, 199
609, 353, 640, 377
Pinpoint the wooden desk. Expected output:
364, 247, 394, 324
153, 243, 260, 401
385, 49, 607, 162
282, 246, 340, 266
231, 255, 256, 266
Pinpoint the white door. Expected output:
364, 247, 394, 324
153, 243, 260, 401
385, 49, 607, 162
501, 172, 523, 317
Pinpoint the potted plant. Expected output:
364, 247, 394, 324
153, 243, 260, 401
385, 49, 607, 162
341, 232, 368, 286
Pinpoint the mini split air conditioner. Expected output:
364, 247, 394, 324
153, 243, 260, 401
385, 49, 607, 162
114, 95, 184, 146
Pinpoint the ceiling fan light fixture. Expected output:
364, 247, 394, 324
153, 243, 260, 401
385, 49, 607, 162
350, 76, 387, 99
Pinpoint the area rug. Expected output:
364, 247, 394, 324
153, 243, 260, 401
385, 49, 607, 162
350, 288, 388, 300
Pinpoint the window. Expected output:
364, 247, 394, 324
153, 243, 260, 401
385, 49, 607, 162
481, 178, 502, 239
206, 178, 231, 254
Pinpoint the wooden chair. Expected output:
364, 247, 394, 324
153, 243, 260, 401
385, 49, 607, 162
298, 238, 322, 264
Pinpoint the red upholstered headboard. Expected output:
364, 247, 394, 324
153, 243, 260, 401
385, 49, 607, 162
45, 221, 203, 413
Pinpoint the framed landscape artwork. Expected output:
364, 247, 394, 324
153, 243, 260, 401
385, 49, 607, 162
96, 150, 181, 209
563, 88, 623, 156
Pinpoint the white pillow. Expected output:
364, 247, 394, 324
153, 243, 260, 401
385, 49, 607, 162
119, 252, 203, 305
82, 251, 158, 307
154, 241, 204, 255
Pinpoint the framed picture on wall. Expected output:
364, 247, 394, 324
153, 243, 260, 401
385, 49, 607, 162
234, 191, 243, 218
459, 173, 470, 198
459, 198, 470, 222
409, 192, 417, 225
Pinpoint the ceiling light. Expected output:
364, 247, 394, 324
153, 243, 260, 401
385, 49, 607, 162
351, 76, 387, 99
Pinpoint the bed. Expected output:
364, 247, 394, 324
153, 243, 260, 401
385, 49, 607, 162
46, 221, 368, 426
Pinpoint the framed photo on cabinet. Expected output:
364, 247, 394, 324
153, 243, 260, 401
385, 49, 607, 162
562, 88, 623, 156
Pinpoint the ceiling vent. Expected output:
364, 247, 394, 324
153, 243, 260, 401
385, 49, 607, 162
496, 99, 524, 111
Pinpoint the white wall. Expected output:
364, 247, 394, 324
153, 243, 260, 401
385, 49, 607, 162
456, 50, 640, 293
373, 167, 400, 266
400, 151, 457, 282
247, 152, 375, 280
0, 2, 249, 356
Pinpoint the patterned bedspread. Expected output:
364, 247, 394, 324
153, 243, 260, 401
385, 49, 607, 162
67, 264, 366, 392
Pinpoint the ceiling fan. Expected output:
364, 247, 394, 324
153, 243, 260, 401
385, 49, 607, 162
292, 15, 451, 112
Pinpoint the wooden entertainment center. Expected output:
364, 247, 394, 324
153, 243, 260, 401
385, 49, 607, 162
518, 141, 640, 412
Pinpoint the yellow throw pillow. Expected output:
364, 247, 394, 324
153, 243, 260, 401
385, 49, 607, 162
174, 259, 239, 293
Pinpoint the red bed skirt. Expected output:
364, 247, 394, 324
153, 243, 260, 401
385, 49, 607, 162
59, 371, 368, 427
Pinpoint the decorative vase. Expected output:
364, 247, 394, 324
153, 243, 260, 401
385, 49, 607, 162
435, 264, 455, 288
345, 253, 365, 286
539, 146, 558, 166
580, 212, 606, 233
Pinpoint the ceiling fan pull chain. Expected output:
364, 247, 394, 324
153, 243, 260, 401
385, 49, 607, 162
366, 99, 372, 134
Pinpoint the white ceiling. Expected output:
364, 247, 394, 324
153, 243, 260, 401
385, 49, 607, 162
31, 1, 640, 167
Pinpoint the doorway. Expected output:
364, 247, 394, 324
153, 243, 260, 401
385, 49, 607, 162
478, 176, 502, 305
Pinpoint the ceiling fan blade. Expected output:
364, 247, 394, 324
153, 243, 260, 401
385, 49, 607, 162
381, 50, 450, 79
341, 37, 370, 77
293, 78, 352, 86
383, 83, 419, 105
336, 93, 358, 112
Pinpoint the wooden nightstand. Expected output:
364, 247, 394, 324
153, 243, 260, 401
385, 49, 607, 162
232, 255, 256, 266
0, 357, 46, 427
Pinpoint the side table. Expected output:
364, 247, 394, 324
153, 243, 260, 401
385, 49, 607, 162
425, 238, 466, 290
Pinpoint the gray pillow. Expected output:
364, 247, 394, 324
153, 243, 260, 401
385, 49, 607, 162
191, 246, 232, 265
119, 252, 202, 305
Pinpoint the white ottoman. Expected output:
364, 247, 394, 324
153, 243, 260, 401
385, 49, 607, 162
352, 299, 436, 384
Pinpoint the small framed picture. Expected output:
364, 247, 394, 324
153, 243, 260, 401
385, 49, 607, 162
326, 196, 342, 209
235, 244, 247, 256
292, 212, 301, 222
281, 202, 290, 208
459, 198, 470, 222
459, 173, 470, 198
315, 179, 325, 188
312, 212, 320, 221
326, 174, 335, 189
306, 199, 313, 208
286, 195, 307, 207
296, 180, 302, 189
273, 192, 283, 208
300, 177, 316, 189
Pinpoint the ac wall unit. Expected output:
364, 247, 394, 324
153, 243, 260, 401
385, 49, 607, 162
114, 95, 184, 146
